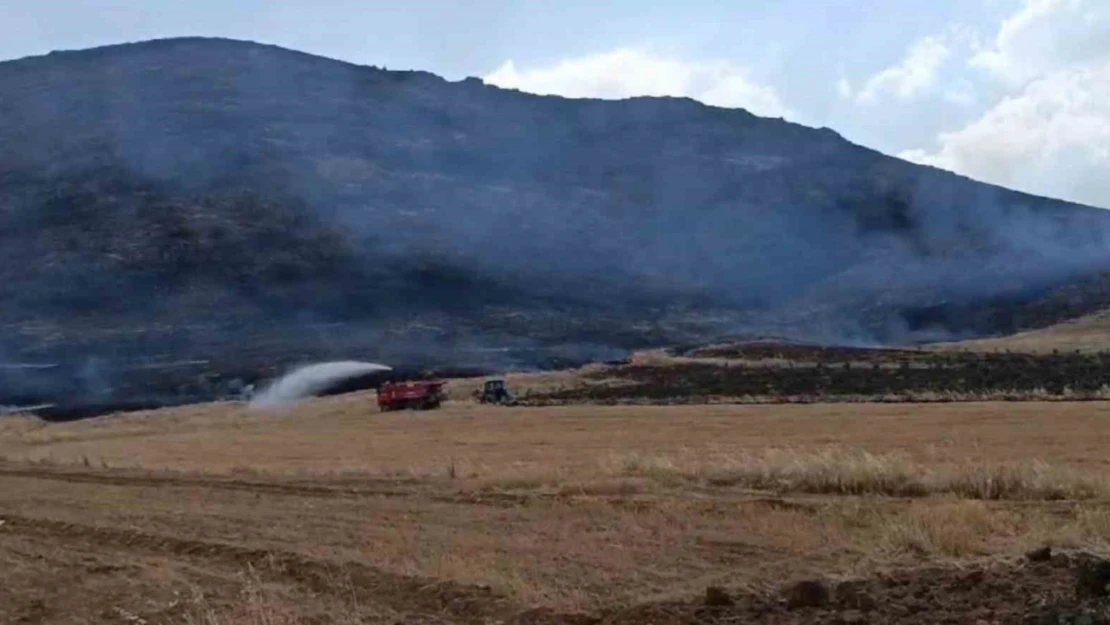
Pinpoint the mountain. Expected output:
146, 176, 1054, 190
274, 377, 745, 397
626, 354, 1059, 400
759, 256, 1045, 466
2, 36, 1110, 408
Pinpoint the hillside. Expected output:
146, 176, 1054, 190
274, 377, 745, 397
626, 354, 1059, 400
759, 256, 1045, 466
3, 36, 1110, 407
937, 309, 1110, 354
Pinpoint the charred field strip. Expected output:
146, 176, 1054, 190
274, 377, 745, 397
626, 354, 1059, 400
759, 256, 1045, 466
525, 343, 1110, 404
0, 338, 617, 421
0, 356, 498, 422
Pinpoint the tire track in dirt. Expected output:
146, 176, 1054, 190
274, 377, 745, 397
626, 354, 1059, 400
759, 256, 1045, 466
0, 513, 538, 624
7, 498, 1103, 624
0, 465, 555, 509
0, 465, 670, 510
7, 465, 1097, 518
0, 468, 785, 518
0, 465, 415, 499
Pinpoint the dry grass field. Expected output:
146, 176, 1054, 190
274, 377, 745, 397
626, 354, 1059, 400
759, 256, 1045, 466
937, 310, 1110, 354
4, 394, 1110, 623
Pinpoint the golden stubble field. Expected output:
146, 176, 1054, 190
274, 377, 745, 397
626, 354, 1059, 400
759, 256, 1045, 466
936, 310, 1110, 354
4, 394, 1110, 624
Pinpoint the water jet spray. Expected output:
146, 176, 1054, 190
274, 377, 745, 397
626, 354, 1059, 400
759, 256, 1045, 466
248, 360, 392, 409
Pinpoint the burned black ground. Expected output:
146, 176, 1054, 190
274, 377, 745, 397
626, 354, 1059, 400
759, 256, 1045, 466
527, 342, 1110, 404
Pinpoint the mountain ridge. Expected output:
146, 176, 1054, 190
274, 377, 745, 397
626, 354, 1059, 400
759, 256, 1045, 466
2, 36, 1110, 408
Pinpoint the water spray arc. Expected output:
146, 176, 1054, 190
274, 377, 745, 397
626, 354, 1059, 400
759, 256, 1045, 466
248, 361, 392, 409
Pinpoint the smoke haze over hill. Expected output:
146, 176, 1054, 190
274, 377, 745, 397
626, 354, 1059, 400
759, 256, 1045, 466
2, 37, 1110, 409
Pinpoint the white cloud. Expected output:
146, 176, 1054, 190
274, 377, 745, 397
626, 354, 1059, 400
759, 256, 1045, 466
900, 0, 1110, 207
483, 49, 790, 119
855, 35, 952, 104
836, 77, 853, 99
898, 58, 1110, 207
897, 148, 932, 164
970, 0, 1110, 84
942, 78, 978, 107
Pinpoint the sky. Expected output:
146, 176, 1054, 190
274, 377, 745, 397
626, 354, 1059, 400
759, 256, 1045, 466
1, 0, 1108, 208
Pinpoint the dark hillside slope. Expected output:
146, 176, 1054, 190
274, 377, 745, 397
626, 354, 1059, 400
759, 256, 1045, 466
2, 37, 1109, 406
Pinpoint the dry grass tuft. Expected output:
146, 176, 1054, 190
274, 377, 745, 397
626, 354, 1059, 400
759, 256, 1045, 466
704, 448, 930, 496
1028, 507, 1110, 552
874, 500, 1005, 557
182, 582, 303, 625
940, 461, 1108, 501
614, 447, 1110, 501
179, 565, 368, 625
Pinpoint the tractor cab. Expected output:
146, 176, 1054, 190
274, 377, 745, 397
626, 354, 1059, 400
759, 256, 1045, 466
477, 378, 512, 404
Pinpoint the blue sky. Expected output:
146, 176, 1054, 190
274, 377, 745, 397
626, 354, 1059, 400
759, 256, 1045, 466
2, 0, 1108, 208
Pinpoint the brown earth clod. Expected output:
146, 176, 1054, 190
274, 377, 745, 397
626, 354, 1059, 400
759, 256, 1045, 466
703, 586, 734, 607
1028, 546, 1054, 563
1077, 559, 1110, 599
784, 580, 830, 610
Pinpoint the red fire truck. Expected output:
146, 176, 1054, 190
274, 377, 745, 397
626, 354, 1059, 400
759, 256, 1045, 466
376, 380, 446, 412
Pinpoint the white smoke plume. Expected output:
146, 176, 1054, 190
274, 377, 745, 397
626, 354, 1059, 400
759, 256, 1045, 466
248, 360, 391, 409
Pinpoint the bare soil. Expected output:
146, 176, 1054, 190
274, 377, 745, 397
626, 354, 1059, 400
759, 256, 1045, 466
606, 553, 1110, 624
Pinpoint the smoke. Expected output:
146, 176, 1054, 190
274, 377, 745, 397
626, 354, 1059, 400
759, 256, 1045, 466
5, 35, 1110, 402
248, 360, 392, 409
